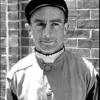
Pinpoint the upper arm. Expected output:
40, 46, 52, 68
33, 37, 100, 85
6, 74, 18, 100
82, 58, 98, 100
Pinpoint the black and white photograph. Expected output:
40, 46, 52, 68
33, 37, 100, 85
0, 0, 99, 100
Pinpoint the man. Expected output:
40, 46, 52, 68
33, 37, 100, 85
6, 0, 98, 100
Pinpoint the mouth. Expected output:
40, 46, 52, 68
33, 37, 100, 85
39, 40, 57, 50
40, 39, 56, 44
40, 41, 55, 45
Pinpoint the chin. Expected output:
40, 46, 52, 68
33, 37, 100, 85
36, 43, 64, 55
41, 49, 56, 54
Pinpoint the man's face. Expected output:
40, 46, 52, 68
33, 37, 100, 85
30, 6, 66, 54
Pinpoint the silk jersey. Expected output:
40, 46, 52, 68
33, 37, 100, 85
6, 50, 98, 100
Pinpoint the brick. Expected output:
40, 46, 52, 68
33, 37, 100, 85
8, 4, 18, 11
21, 46, 29, 55
0, 89, 5, 98
77, 20, 99, 29
68, 19, 76, 30
78, 0, 99, 9
0, 48, 6, 55
64, 39, 77, 47
0, 0, 6, 3
9, 56, 19, 67
21, 38, 29, 46
91, 49, 99, 58
0, 97, 5, 100
9, 35, 18, 47
9, 47, 18, 55
1, 56, 6, 66
0, 71, 6, 81
66, 0, 76, 9
0, 81, 6, 97
68, 10, 77, 19
91, 30, 99, 40
21, 29, 29, 37
65, 30, 90, 38
91, 40, 99, 48
8, 21, 19, 30
0, 12, 6, 21
91, 10, 99, 19
77, 30, 90, 38
0, 21, 6, 30
77, 10, 90, 19
0, 4, 6, 12
20, 2, 27, 11
78, 39, 99, 49
0, 29, 6, 37
66, 48, 90, 57
78, 39, 91, 48
9, 30, 19, 36
0, 38, 6, 47
8, 0, 17, 3
20, 11, 26, 20
8, 12, 18, 20
0, 65, 7, 71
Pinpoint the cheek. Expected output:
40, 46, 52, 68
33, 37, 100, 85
55, 28, 64, 40
31, 29, 40, 40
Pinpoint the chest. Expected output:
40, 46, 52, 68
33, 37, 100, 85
17, 66, 85, 100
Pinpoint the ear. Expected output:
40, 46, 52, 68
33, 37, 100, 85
25, 23, 32, 37
25, 23, 31, 31
64, 23, 69, 35
25, 23, 35, 42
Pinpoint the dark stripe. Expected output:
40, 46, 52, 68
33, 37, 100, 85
86, 84, 95, 100
86, 74, 100, 100
11, 90, 18, 100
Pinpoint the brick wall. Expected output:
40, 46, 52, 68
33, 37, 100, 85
0, 0, 99, 99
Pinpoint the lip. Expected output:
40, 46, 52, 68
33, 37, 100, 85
40, 41, 55, 46
41, 42, 55, 46
40, 40, 55, 44
39, 40, 57, 50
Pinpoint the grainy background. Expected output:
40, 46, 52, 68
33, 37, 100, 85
0, 0, 99, 100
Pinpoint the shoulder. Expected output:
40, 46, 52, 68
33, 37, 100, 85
64, 49, 98, 76
64, 49, 91, 66
7, 52, 36, 80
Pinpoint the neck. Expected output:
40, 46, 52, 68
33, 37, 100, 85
35, 45, 65, 63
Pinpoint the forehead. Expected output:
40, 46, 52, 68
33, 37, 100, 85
31, 6, 65, 22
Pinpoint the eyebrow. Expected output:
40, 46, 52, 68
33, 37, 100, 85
50, 19, 64, 23
34, 19, 44, 23
34, 19, 64, 23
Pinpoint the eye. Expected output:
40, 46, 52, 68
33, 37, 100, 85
52, 23, 59, 26
36, 23, 46, 28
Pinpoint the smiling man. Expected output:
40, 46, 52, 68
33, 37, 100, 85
6, 0, 98, 100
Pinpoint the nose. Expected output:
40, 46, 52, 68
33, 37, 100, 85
43, 25, 51, 38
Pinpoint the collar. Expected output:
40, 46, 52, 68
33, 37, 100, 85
36, 49, 66, 72
35, 46, 65, 63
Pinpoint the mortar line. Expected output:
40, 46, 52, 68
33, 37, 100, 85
5, 0, 9, 99
6, 0, 9, 71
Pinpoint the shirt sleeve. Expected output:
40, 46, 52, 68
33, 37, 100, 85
82, 58, 98, 100
85, 74, 98, 100
6, 73, 18, 100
